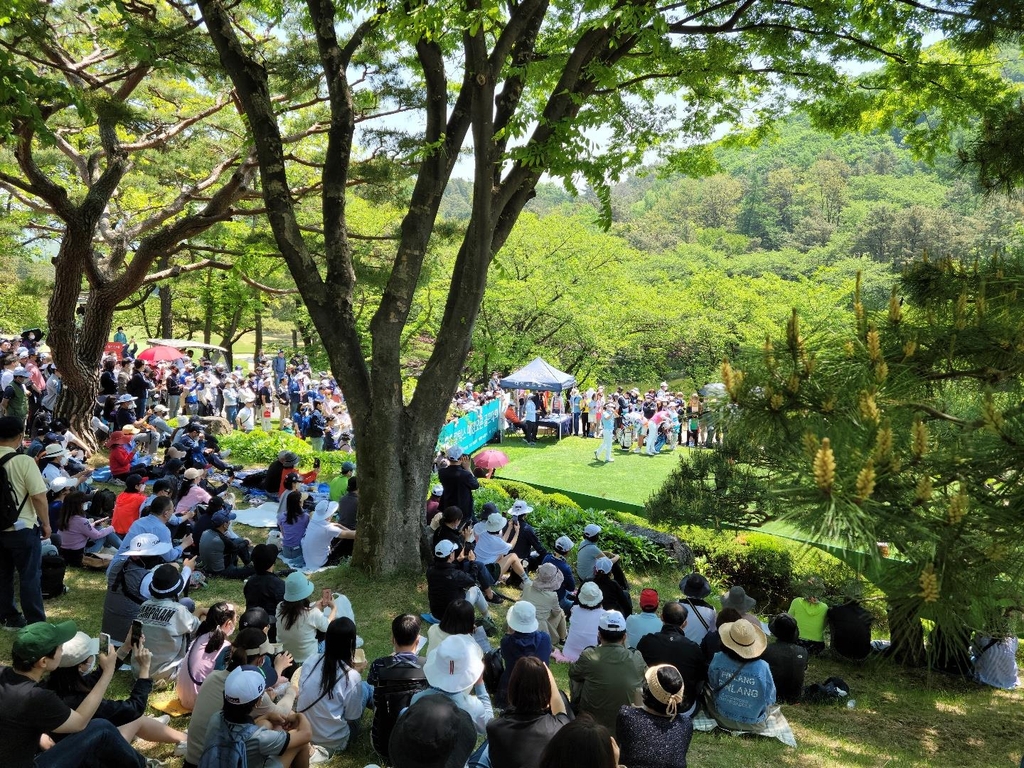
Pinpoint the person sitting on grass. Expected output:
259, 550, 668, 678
301, 500, 356, 570
176, 601, 237, 712
472, 511, 532, 588
244, 544, 287, 642
111, 474, 147, 537
591, 557, 632, 618
636, 602, 707, 718
366, 614, 429, 763
497, 601, 553, 709
295, 617, 373, 756
57, 490, 121, 567
133, 563, 203, 682
276, 572, 337, 666
425, 597, 492, 657
569, 610, 646, 735
410, 633, 493, 736
704, 619, 778, 733
433, 505, 505, 605
264, 451, 320, 499
826, 580, 875, 662
761, 613, 808, 705
426, 540, 494, 628
541, 536, 577, 613
0, 620, 164, 768
277, 489, 310, 567
678, 573, 717, 644
700, 607, 742, 663
486, 656, 572, 768
199, 508, 255, 579
575, 524, 627, 592
625, 588, 661, 648
185, 628, 298, 768
46, 630, 187, 754
555, 582, 605, 663
199, 665, 323, 768
107, 430, 151, 481
522, 562, 568, 646
616, 664, 693, 768
788, 576, 829, 655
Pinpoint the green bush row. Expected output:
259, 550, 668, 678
680, 525, 860, 614
218, 429, 355, 476
476, 481, 673, 572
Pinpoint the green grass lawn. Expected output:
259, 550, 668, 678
492, 435, 685, 511
2, 542, 1022, 767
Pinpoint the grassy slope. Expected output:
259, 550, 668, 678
0, 449, 1021, 766
3, 550, 1021, 767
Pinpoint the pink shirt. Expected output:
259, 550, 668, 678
60, 515, 116, 551
175, 484, 212, 514
176, 632, 231, 711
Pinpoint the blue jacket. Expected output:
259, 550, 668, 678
707, 652, 776, 724
541, 554, 576, 604
498, 630, 552, 708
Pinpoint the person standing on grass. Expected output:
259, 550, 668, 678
438, 446, 479, 522
594, 402, 616, 463
0, 415, 50, 628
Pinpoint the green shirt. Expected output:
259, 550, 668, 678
569, 643, 646, 735
788, 597, 829, 642
328, 475, 348, 502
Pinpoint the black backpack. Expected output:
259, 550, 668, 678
370, 657, 428, 760
41, 554, 67, 599
0, 453, 29, 531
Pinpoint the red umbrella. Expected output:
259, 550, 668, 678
473, 449, 510, 470
137, 345, 185, 362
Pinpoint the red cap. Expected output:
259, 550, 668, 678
639, 588, 659, 610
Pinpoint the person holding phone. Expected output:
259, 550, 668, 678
57, 491, 122, 567
46, 630, 187, 751
276, 573, 337, 665
0, 619, 162, 768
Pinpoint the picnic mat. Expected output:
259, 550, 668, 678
149, 696, 191, 718
692, 706, 797, 747
232, 501, 280, 528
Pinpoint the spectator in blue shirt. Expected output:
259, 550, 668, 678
705, 619, 776, 730
541, 536, 576, 613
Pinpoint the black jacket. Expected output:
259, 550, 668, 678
593, 573, 632, 618
438, 464, 479, 521
636, 625, 708, 714
426, 560, 476, 619
761, 641, 807, 704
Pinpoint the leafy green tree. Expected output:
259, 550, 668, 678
194, 0, 1024, 573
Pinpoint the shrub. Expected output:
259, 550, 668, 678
475, 482, 671, 573
218, 429, 356, 476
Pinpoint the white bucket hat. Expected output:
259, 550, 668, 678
506, 601, 539, 634
578, 581, 603, 608
313, 500, 339, 521
508, 500, 533, 517
58, 632, 100, 668
423, 635, 484, 693
484, 512, 506, 533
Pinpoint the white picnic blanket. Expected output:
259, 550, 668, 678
232, 501, 280, 528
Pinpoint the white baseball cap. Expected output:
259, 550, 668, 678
583, 524, 602, 537
434, 540, 459, 559
554, 536, 575, 553
446, 446, 464, 461
223, 665, 267, 705
599, 610, 627, 632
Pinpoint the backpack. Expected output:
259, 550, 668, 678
0, 453, 28, 531
198, 720, 259, 768
90, 488, 117, 520
370, 656, 429, 760
41, 554, 67, 599
481, 648, 504, 695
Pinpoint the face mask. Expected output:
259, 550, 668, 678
79, 656, 96, 675
59, 456, 68, 466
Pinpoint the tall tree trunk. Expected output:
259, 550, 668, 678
254, 299, 263, 356
159, 283, 174, 339
49, 231, 118, 449
203, 269, 214, 345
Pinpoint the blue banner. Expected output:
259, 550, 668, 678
437, 399, 502, 455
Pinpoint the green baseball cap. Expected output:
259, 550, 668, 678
13, 620, 77, 664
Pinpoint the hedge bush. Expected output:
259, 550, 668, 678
475, 482, 671, 572
218, 429, 355, 476
679, 525, 860, 613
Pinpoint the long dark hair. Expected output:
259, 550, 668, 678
58, 491, 89, 532
278, 597, 311, 631
285, 491, 305, 525
317, 617, 357, 700
195, 602, 236, 653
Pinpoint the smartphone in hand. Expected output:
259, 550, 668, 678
130, 620, 143, 648
99, 632, 110, 655
321, 588, 332, 605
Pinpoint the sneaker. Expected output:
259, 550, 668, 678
232, 464, 243, 471
309, 745, 332, 765
173, 741, 188, 757
1, 615, 27, 631
220, 449, 232, 458
154, 714, 171, 726
485, 591, 511, 604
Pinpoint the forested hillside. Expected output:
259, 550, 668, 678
438, 115, 1024, 388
